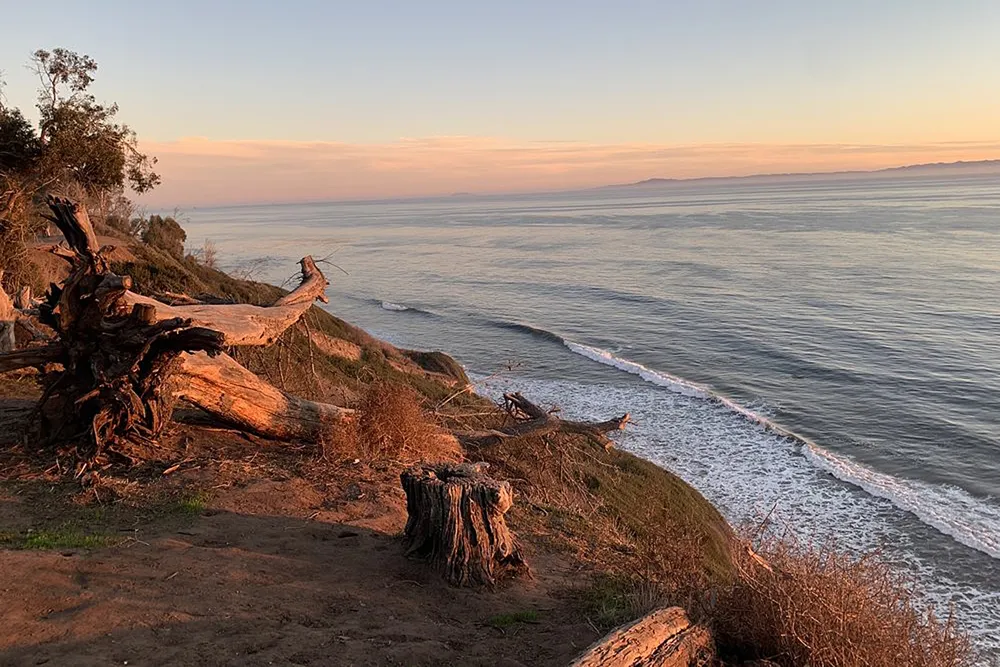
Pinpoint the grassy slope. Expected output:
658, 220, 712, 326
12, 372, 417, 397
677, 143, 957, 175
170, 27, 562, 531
12, 234, 736, 636
112, 237, 736, 584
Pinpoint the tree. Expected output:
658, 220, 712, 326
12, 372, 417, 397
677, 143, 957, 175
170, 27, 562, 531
31, 48, 97, 139
30, 48, 160, 195
0, 106, 41, 174
142, 214, 186, 258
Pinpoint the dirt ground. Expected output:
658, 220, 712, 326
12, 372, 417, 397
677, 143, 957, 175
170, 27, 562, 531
0, 397, 601, 667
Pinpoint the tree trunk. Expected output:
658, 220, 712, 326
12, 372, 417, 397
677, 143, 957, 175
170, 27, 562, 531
121, 256, 329, 346
173, 351, 354, 443
570, 607, 715, 667
401, 462, 527, 586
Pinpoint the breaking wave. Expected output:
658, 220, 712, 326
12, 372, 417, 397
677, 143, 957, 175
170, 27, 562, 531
380, 301, 409, 311
365, 298, 438, 316
562, 340, 1000, 561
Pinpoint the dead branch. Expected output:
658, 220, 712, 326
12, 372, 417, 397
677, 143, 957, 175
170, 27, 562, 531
455, 392, 629, 448
0, 343, 64, 373
122, 255, 329, 346
156, 291, 203, 305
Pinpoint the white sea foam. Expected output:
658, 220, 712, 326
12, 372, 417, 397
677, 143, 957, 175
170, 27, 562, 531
564, 341, 710, 398
563, 339, 1000, 562
473, 371, 1000, 653
380, 301, 409, 311
805, 443, 1000, 560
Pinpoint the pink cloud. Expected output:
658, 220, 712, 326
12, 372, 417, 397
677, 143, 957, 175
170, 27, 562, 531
139, 137, 1000, 207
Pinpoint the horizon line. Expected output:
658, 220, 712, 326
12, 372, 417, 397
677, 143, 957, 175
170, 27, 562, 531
152, 157, 1000, 211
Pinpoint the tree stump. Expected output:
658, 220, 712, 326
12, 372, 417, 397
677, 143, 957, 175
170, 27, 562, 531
401, 462, 527, 586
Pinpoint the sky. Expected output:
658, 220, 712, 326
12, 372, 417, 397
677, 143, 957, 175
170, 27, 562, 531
1, 0, 999, 206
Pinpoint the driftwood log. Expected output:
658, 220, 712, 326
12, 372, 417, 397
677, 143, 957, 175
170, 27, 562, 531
173, 351, 354, 442
570, 607, 714, 667
457, 392, 630, 448
121, 254, 329, 346
401, 462, 527, 586
0, 197, 354, 467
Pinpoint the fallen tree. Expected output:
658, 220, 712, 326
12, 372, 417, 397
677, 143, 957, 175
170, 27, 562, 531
456, 392, 630, 448
0, 197, 354, 469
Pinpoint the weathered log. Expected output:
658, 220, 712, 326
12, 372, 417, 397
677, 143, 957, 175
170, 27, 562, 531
122, 256, 330, 346
456, 392, 630, 448
570, 607, 715, 667
172, 351, 354, 443
401, 462, 527, 586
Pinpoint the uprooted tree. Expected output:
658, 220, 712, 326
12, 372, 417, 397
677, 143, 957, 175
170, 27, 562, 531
0, 198, 632, 483
0, 197, 353, 472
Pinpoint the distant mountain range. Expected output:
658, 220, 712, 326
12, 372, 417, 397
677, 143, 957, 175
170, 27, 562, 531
607, 159, 1000, 189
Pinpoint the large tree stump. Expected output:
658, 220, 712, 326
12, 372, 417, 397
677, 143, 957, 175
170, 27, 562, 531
570, 607, 715, 667
401, 462, 527, 586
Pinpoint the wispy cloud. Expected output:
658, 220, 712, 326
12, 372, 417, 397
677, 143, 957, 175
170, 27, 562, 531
140, 137, 1000, 206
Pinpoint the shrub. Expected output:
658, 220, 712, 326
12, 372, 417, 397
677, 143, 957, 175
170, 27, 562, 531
354, 381, 460, 463
712, 534, 972, 666
141, 214, 186, 258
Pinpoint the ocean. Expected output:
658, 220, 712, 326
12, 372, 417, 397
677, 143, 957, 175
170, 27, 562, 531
182, 173, 1000, 655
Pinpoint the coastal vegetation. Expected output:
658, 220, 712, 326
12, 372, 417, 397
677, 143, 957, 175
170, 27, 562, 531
0, 47, 977, 666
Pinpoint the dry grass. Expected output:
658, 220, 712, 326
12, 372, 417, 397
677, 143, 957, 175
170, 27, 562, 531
712, 533, 973, 667
350, 381, 461, 464
461, 418, 733, 615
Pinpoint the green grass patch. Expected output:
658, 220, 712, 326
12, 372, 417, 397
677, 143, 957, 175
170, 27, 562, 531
488, 610, 542, 629
0, 527, 120, 550
580, 575, 645, 629
593, 449, 735, 581
171, 493, 207, 515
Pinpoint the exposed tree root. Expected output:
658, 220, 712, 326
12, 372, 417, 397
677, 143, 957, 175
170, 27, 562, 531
0, 197, 351, 468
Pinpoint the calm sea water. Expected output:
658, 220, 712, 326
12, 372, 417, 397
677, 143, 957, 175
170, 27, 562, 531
183, 173, 1000, 655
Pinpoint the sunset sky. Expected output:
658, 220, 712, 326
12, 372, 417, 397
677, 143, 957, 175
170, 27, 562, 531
2, 0, 999, 206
